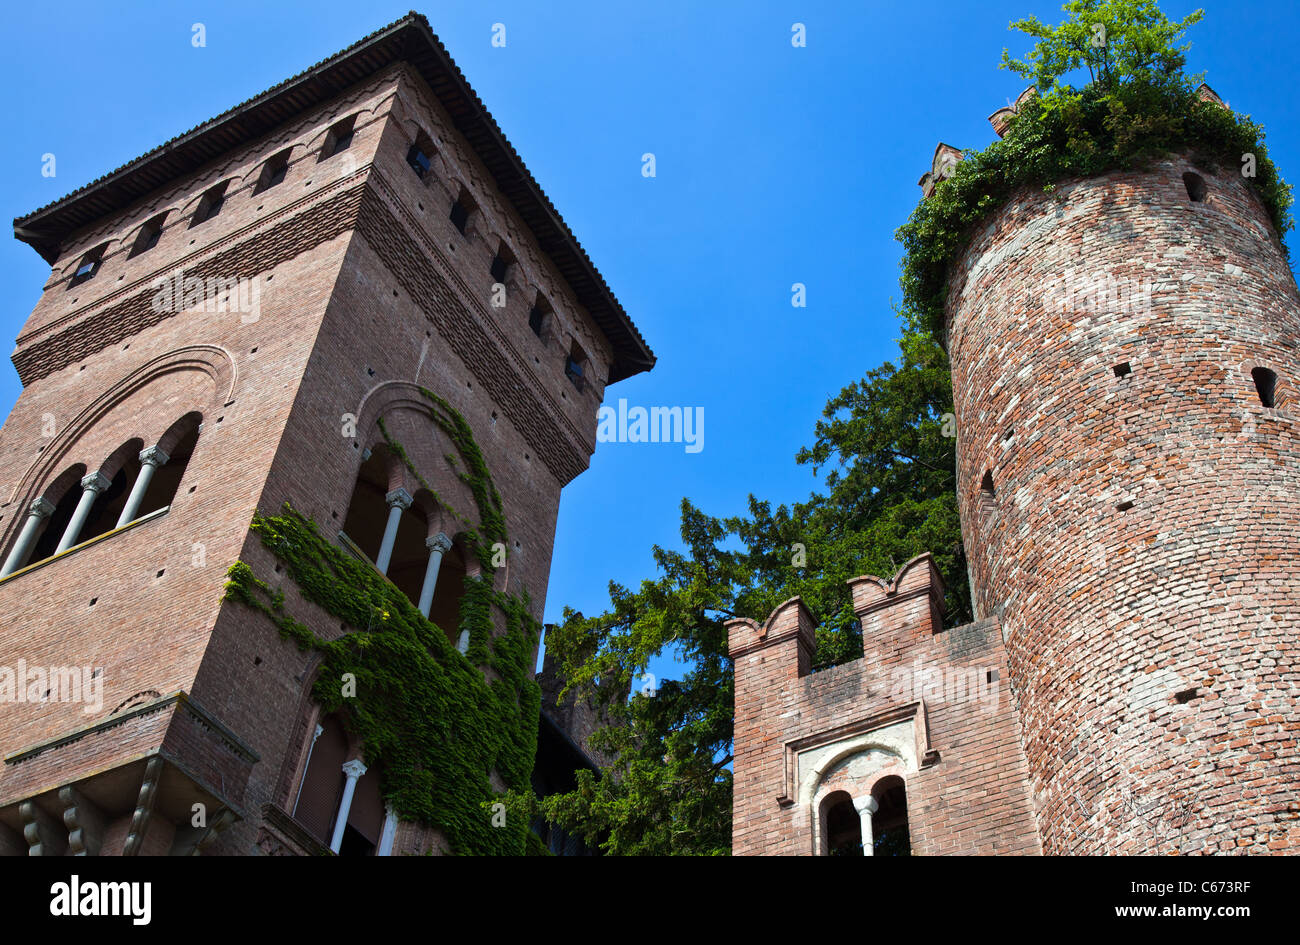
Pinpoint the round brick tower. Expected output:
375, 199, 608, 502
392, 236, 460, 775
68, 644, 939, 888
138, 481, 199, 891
946, 152, 1300, 854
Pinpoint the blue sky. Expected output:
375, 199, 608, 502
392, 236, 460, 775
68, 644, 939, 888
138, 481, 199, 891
2, 1, 1297, 675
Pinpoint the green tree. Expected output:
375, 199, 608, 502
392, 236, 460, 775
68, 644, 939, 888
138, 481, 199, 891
1000, 0, 1204, 94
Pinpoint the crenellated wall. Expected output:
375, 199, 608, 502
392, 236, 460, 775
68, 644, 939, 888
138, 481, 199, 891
729, 554, 1041, 855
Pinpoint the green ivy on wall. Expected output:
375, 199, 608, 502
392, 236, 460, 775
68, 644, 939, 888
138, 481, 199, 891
224, 391, 540, 856
898, 78, 1294, 344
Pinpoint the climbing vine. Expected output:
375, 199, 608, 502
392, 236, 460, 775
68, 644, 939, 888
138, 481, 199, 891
224, 393, 540, 856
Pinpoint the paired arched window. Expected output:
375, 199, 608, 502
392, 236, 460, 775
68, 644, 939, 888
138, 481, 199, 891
292, 712, 388, 855
817, 776, 911, 856
0, 413, 199, 579
340, 444, 473, 651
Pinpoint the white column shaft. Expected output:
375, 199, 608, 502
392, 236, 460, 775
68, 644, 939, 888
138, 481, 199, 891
117, 464, 157, 528
374, 504, 404, 575
1, 508, 49, 577
418, 548, 445, 616
329, 762, 367, 854
56, 484, 102, 554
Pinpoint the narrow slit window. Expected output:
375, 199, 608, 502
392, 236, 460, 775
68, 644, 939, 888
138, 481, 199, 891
1183, 171, 1207, 203
565, 341, 588, 393
1252, 367, 1277, 408
528, 298, 549, 338
191, 182, 229, 226
489, 243, 514, 284
257, 150, 291, 192
130, 214, 167, 257
449, 191, 474, 235
320, 116, 356, 160
68, 244, 107, 287
406, 135, 434, 179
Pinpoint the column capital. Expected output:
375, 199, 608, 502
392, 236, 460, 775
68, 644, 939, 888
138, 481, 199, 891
426, 532, 453, 554
139, 446, 171, 467
28, 496, 56, 519
341, 758, 368, 780
852, 795, 879, 816
81, 472, 111, 494
385, 488, 413, 511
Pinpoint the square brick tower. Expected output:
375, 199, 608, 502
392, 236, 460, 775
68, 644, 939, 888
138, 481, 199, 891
0, 14, 652, 856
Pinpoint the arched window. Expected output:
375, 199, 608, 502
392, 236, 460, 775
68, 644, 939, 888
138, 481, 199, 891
1252, 367, 1278, 408
821, 791, 863, 856
427, 535, 470, 650
292, 712, 387, 855
12, 465, 85, 570
871, 776, 911, 856
1183, 171, 1207, 203
341, 446, 397, 563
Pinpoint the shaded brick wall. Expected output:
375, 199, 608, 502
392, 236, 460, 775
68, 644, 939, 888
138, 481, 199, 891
946, 156, 1300, 854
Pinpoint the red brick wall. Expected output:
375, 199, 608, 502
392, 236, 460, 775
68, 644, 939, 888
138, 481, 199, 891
946, 157, 1300, 854
729, 554, 1041, 855
0, 62, 626, 854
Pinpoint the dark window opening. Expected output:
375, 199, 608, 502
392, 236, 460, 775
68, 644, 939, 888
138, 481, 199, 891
566, 341, 589, 393
69, 245, 107, 287
77, 465, 132, 545
191, 182, 228, 227
1183, 171, 1207, 203
257, 151, 291, 192
980, 470, 995, 499
321, 116, 356, 160
426, 539, 470, 650
1113, 361, 1132, 378
26, 469, 86, 566
292, 714, 348, 844
1116, 500, 1134, 512
130, 216, 167, 258
823, 792, 862, 856
136, 423, 198, 518
872, 776, 911, 856
338, 824, 375, 856
406, 141, 433, 179
1252, 367, 1277, 408
341, 448, 393, 565
1175, 687, 1200, 704
528, 299, 549, 338
449, 191, 473, 235
489, 243, 514, 284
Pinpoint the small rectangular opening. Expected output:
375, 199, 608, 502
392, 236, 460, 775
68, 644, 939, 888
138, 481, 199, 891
1113, 362, 1131, 378
1116, 500, 1134, 512
1174, 687, 1199, 704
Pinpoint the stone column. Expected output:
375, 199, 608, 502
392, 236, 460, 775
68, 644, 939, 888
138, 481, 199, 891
55, 472, 110, 554
417, 532, 453, 617
116, 446, 170, 528
0, 497, 56, 578
329, 758, 368, 854
374, 488, 412, 575
377, 802, 398, 856
291, 723, 325, 818
853, 795, 879, 857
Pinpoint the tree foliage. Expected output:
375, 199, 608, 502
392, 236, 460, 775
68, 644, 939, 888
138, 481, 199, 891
1000, 0, 1204, 93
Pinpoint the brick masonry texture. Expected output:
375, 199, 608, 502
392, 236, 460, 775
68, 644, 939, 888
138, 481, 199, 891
947, 156, 1300, 854
729, 555, 1042, 856
0, 49, 638, 855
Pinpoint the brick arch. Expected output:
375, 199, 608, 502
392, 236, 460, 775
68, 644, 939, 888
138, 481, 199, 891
2, 345, 236, 526
1239, 357, 1294, 412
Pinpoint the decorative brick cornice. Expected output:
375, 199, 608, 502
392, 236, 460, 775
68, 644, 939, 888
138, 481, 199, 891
355, 177, 591, 484
12, 177, 368, 385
